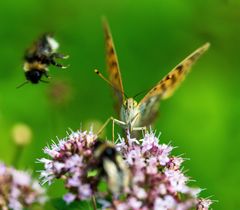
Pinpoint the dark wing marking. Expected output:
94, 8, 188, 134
103, 19, 125, 116
137, 42, 210, 127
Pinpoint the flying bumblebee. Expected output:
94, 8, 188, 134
92, 139, 130, 196
18, 34, 69, 88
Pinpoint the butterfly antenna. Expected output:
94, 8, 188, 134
133, 89, 149, 100
94, 69, 128, 98
16, 81, 29, 89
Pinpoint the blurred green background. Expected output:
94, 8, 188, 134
0, 0, 239, 209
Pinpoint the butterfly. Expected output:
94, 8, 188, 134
96, 19, 210, 139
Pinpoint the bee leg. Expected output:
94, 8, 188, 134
43, 72, 51, 79
52, 53, 69, 59
40, 79, 49, 83
50, 59, 68, 69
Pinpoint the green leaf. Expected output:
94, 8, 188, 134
50, 198, 93, 210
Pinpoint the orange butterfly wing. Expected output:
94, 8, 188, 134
137, 42, 210, 127
103, 19, 125, 115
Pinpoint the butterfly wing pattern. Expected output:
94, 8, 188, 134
136, 43, 210, 127
101, 19, 210, 138
103, 20, 125, 115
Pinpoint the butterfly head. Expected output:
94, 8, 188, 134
123, 98, 138, 110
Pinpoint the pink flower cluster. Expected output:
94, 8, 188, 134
39, 130, 212, 209
0, 162, 46, 210
110, 132, 212, 210
38, 130, 97, 203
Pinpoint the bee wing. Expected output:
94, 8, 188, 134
103, 155, 130, 195
103, 19, 125, 115
137, 43, 210, 127
103, 158, 122, 195
24, 39, 40, 60
36, 34, 53, 55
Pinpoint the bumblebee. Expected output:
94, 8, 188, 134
18, 34, 68, 87
93, 139, 130, 196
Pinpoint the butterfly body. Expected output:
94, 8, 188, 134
120, 98, 140, 132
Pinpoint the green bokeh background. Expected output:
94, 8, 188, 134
0, 0, 239, 209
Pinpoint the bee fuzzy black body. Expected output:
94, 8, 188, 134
93, 139, 130, 196
23, 34, 68, 85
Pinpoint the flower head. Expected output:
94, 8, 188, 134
111, 131, 212, 210
0, 162, 46, 210
38, 130, 98, 202
39, 129, 212, 209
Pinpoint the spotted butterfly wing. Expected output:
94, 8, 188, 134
136, 42, 210, 127
103, 19, 125, 115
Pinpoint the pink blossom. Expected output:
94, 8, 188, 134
0, 162, 46, 210
63, 193, 76, 204
154, 195, 176, 210
39, 129, 212, 209
112, 131, 212, 210
39, 130, 98, 202
197, 199, 213, 210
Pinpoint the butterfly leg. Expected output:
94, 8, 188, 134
112, 118, 114, 143
97, 117, 112, 136
132, 126, 147, 131
132, 126, 147, 136
112, 118, 126, 143
97, 117, 126, 142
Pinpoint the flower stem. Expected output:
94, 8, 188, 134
12, 145, 23, 167
91, 195, 97, 210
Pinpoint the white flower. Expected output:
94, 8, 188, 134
154, 195, 176, 210
133, 186, 147, 199
165, 169, 188, 193
158, 144, 172, 166
128, 197, 142, 209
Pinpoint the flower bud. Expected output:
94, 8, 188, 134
12, 123, 32, 146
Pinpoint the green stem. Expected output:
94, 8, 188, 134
91, 195, 97, 210
12, 145, 23, 168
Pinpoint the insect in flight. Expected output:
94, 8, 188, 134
92, 139, 130, 196
17, 33, 69, 88
96, 20, 210, 140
